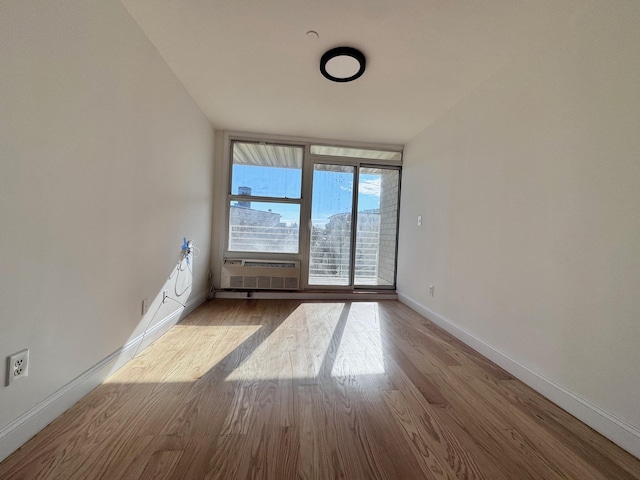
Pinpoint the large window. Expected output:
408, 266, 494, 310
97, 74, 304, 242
225, 136, 402, 289
228, 142, 303, 253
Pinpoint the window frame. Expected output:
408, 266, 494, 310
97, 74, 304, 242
226, 140, 305, 255
221, 132, 403, 290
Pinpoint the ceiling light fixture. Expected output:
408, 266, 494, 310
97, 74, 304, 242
320, 47, 366, 83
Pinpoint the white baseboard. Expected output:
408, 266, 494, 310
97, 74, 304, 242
397, 292, 640, 460
132, 292, 206, 356
0, 293, 206, 463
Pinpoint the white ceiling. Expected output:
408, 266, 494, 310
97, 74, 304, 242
121, 0, 587, 146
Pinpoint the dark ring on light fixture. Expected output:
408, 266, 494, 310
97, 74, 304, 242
320, 46, 366, 83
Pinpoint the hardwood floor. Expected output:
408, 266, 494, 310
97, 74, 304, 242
1, 299, 639, 479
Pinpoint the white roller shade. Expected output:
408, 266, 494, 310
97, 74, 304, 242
233, 142, 303, 168
310, 145, 402, 162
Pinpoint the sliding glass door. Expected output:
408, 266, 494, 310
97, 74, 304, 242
355, 167, 400, 286
308, 163, 399, 288
309, 164, 355, 286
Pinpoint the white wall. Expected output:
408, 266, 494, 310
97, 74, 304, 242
0, 0, 214, 458
397, 0, 640, 457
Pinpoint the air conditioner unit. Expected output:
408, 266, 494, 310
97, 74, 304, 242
221, 258, 301, 290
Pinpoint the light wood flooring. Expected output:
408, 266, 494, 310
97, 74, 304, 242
1, 299, 639, 479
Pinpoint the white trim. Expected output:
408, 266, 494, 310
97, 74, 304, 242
0, 293, 206, 462
133, 292, 206, 356
397, 292, 640, 459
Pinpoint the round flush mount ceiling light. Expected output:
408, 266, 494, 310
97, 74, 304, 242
320, 47, 366, 83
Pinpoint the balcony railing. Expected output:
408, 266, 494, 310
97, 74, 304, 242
229, 225, 299, 253
309, 228, 379, 285
228, 224, 383, 285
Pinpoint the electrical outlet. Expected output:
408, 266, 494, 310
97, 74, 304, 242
162, 290, 169, 304
142, 298, 149, 315
429, 285, 435, 297
7, 349, 29, 386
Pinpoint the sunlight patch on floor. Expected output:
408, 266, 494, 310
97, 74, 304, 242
224, 302, 386, 382
225, 303, 345, 382
106, 325, 262, 384
331, 302, 386, 377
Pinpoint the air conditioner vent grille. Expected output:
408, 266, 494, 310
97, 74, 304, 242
221, 259, 301, 291
244, 261, 297, 268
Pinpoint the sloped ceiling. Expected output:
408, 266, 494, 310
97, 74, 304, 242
121, 0, 589, 145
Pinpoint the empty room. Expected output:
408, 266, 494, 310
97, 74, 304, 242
1, 0, 639, 478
